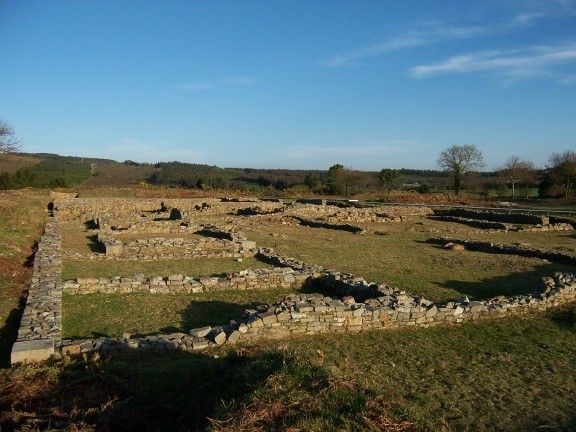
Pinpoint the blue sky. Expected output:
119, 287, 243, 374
1, 0, 575, 170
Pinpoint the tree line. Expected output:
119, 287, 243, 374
144, 146, 576, 199
0, 120, 574, 197
0, 156, 92, 189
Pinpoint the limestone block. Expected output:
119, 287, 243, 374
190, 326, 211, 338
11, 339, 54, 364
240, 240, 257, 250
105, 243, 123, 257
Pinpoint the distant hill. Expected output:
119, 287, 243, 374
0, 151, 507, 194
80, 161, 158, 187
0, 153, 42, 173
0, 154, 91, 189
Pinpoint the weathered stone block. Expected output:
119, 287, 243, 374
105, 244, 123, 257
190, 326, 211, 338
11, 337, 55, 364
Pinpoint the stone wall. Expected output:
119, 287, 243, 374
430, 214, 573, 232
516, 223, 573, 232
56, 269, 576, 356
93, 215, 198, 234
92, 225, 257, 260
427, 237, 576, 266
286, 203, 428, 222
433, 208, 548, 225
99, 236, 256, 260
429, 215, 510, 230
55, 197, 285, 221
291, 216, 366, 234
16, 196, 576, 361
11, 219, 62, 363
63, 266, 311, 294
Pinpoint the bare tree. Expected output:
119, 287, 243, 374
0, 120, 20, 154
438, 144, 484, 195
499, 155, 537, 199
548, 151, 576, 198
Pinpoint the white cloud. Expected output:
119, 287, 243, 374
174, 77, 256, 93
322, 14, 542, 67
410, 43, 576, 81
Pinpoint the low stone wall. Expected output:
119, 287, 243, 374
95, 225, 257, 260
11, 219, 62, 364
93, 215, 198, 234
63, 267, 311, 294
57, 270, 576, 356
292, 216, 366, 234
433, 208, 548, 225
236, 206, 286, 216
427, 237, 576, 266
516, 223, 573, 232
429, 215, 510, 230
550, 216, 576, 228
430, 215, 573, 232
286, 203, 429, 222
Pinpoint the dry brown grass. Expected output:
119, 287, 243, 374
0, 154, 41, 174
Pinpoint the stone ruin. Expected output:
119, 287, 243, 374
430, 208, 575, 232
11, 196, 576, 362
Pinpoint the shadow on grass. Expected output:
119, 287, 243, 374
0, 293, 26, 368
548, 302, 576, 330
0, 246, 36, 368
442, 263, 574, 301
1, 348, 288, 431
180, 300, 263, 333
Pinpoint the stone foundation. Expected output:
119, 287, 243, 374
428, 237, 576, 266
292, 216, 366, 234
433, 208, 549, 225
56, 269, 576, 356
63, 266, 311, 294
11, 219, 62, 364
14, 196, 576, 362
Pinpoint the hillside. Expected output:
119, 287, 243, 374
0, 153, 41, 173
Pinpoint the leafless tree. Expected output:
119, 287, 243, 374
499, 155, 537, 199
438, 144, 484, 195
548, 151, 576, 198
0, 120, 20, 154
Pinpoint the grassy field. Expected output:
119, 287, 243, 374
63, 288, 291, 338
3, 304, 576, 431
61, 212, 576, 338
0, 190, 48, 367
3, 190, 576, 431
247, 217, 575, 302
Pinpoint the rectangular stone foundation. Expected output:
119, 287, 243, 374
11, 339, 55, 364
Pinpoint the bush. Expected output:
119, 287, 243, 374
417, 183, 432, 194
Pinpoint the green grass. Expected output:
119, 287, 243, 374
0, 190, 48, 366
249, 304, 576, 431
4, 191, 576, 430
62, 256, 274, 279
62, 288, 290, 338
5, 304, 576, 431
247, 217, 575, 302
